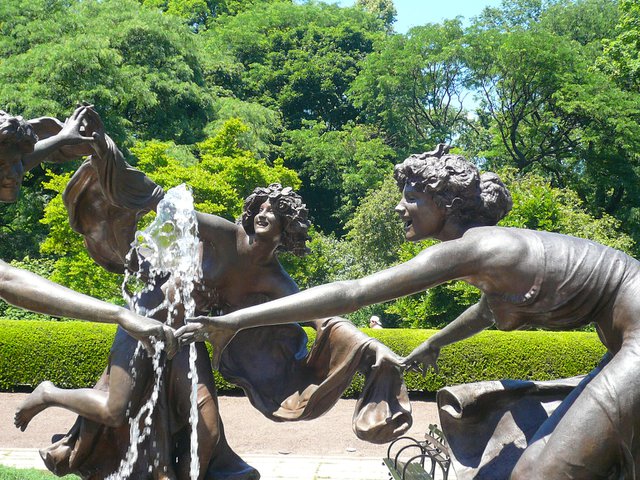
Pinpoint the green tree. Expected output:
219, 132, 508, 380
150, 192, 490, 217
203, 1, 386, 130
350, 20, 471, 153
540, 0, 619, 49
0, 177, 50, 262
344, 175, 404, 274
466, 27, 585, 174
355, 0, 397, 30
282, 121, 396, 233
599, 0, 640, 92
205, 97, 283, 160
465, 8, 640, 248
0, 0, 213, 147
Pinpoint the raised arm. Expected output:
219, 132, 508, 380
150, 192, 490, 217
401, 295, 495, 374
0, 260, 176, 356
22, 106, 96, 171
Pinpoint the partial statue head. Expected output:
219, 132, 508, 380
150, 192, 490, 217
241, 183, 311, 256
0, 111, 38, 202
393, 144, 512, 227
0, 111, 38, 152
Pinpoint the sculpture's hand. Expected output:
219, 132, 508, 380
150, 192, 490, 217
176, 316, 237, 370
119, 310, 178, 359
76, 104, 108, 151
370, 341, 403, 370
401, 341, 440, 376
58, 105, 97, 146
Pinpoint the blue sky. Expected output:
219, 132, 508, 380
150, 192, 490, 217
336, 0, 504, 33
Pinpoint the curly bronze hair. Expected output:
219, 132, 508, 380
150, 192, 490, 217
394, 144, 512, 226
0, 111, 38, 152
241, 183, 311, 256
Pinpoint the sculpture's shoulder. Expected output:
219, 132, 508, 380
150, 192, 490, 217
461, 226, 533, 263
196, 212, 242, 244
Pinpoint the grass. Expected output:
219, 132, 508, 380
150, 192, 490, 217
0, 465, 79, 479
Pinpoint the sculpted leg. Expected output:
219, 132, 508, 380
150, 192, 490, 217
15, 329, 144, 430
15, 363, 135, 428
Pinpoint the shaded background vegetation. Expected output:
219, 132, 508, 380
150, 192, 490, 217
1, 0, 638, 328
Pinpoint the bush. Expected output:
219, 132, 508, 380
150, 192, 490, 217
0, 321, 117, 390
0, 321, 606, 394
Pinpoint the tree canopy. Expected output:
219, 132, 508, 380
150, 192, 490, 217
1, 0, 639, 328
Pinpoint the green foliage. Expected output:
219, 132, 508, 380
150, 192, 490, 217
467, 27, 585, 171
135, 118, 300, 218
405, 329, 607, 392
344, 175, 404, 273
350, 20, 470, 153
0, 465, 79, 480
540, 0, 619, 49
0, 321, 116, 390
355, 0, 397, 30
0, 0, 213, 147
206, 97, 283, 159
280, 228, 357, 289
0, 321, 606, 396
465, 2, 640, 249
600, 0, 640, 91
204, 1, 385, 130
283, 121, 395, 233
0, 178, 51, 262
501, 169, 636, 253
140, 0, 216, 29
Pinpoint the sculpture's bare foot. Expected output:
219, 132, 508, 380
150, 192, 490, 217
14, 381, 53, 431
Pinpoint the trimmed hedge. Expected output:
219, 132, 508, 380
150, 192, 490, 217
0, 320, 607, 394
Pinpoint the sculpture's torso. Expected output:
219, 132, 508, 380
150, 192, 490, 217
481, 228, 639, 353
191, 234, 292, 315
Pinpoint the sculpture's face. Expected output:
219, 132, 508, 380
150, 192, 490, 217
0, 143, 26, 203
395, 184, 446, 241
0, 115, 36, 203
254, 200, 283, 242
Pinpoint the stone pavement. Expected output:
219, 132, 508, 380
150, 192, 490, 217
0, 449, 391, 480
0, 393, 445, 479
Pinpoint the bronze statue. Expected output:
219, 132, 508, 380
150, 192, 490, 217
0, 106, 174, 353
180, 145, 640, 479
17, 107, 411, 479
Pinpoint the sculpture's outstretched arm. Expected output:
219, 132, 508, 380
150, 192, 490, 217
0, 260, 176, 356
401, 295, 495, 374
177, 236, 481, 363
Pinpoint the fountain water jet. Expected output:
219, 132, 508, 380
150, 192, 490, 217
109, 184, 202, 480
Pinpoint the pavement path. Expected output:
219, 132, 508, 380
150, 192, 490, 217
0, 392, 444, 479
